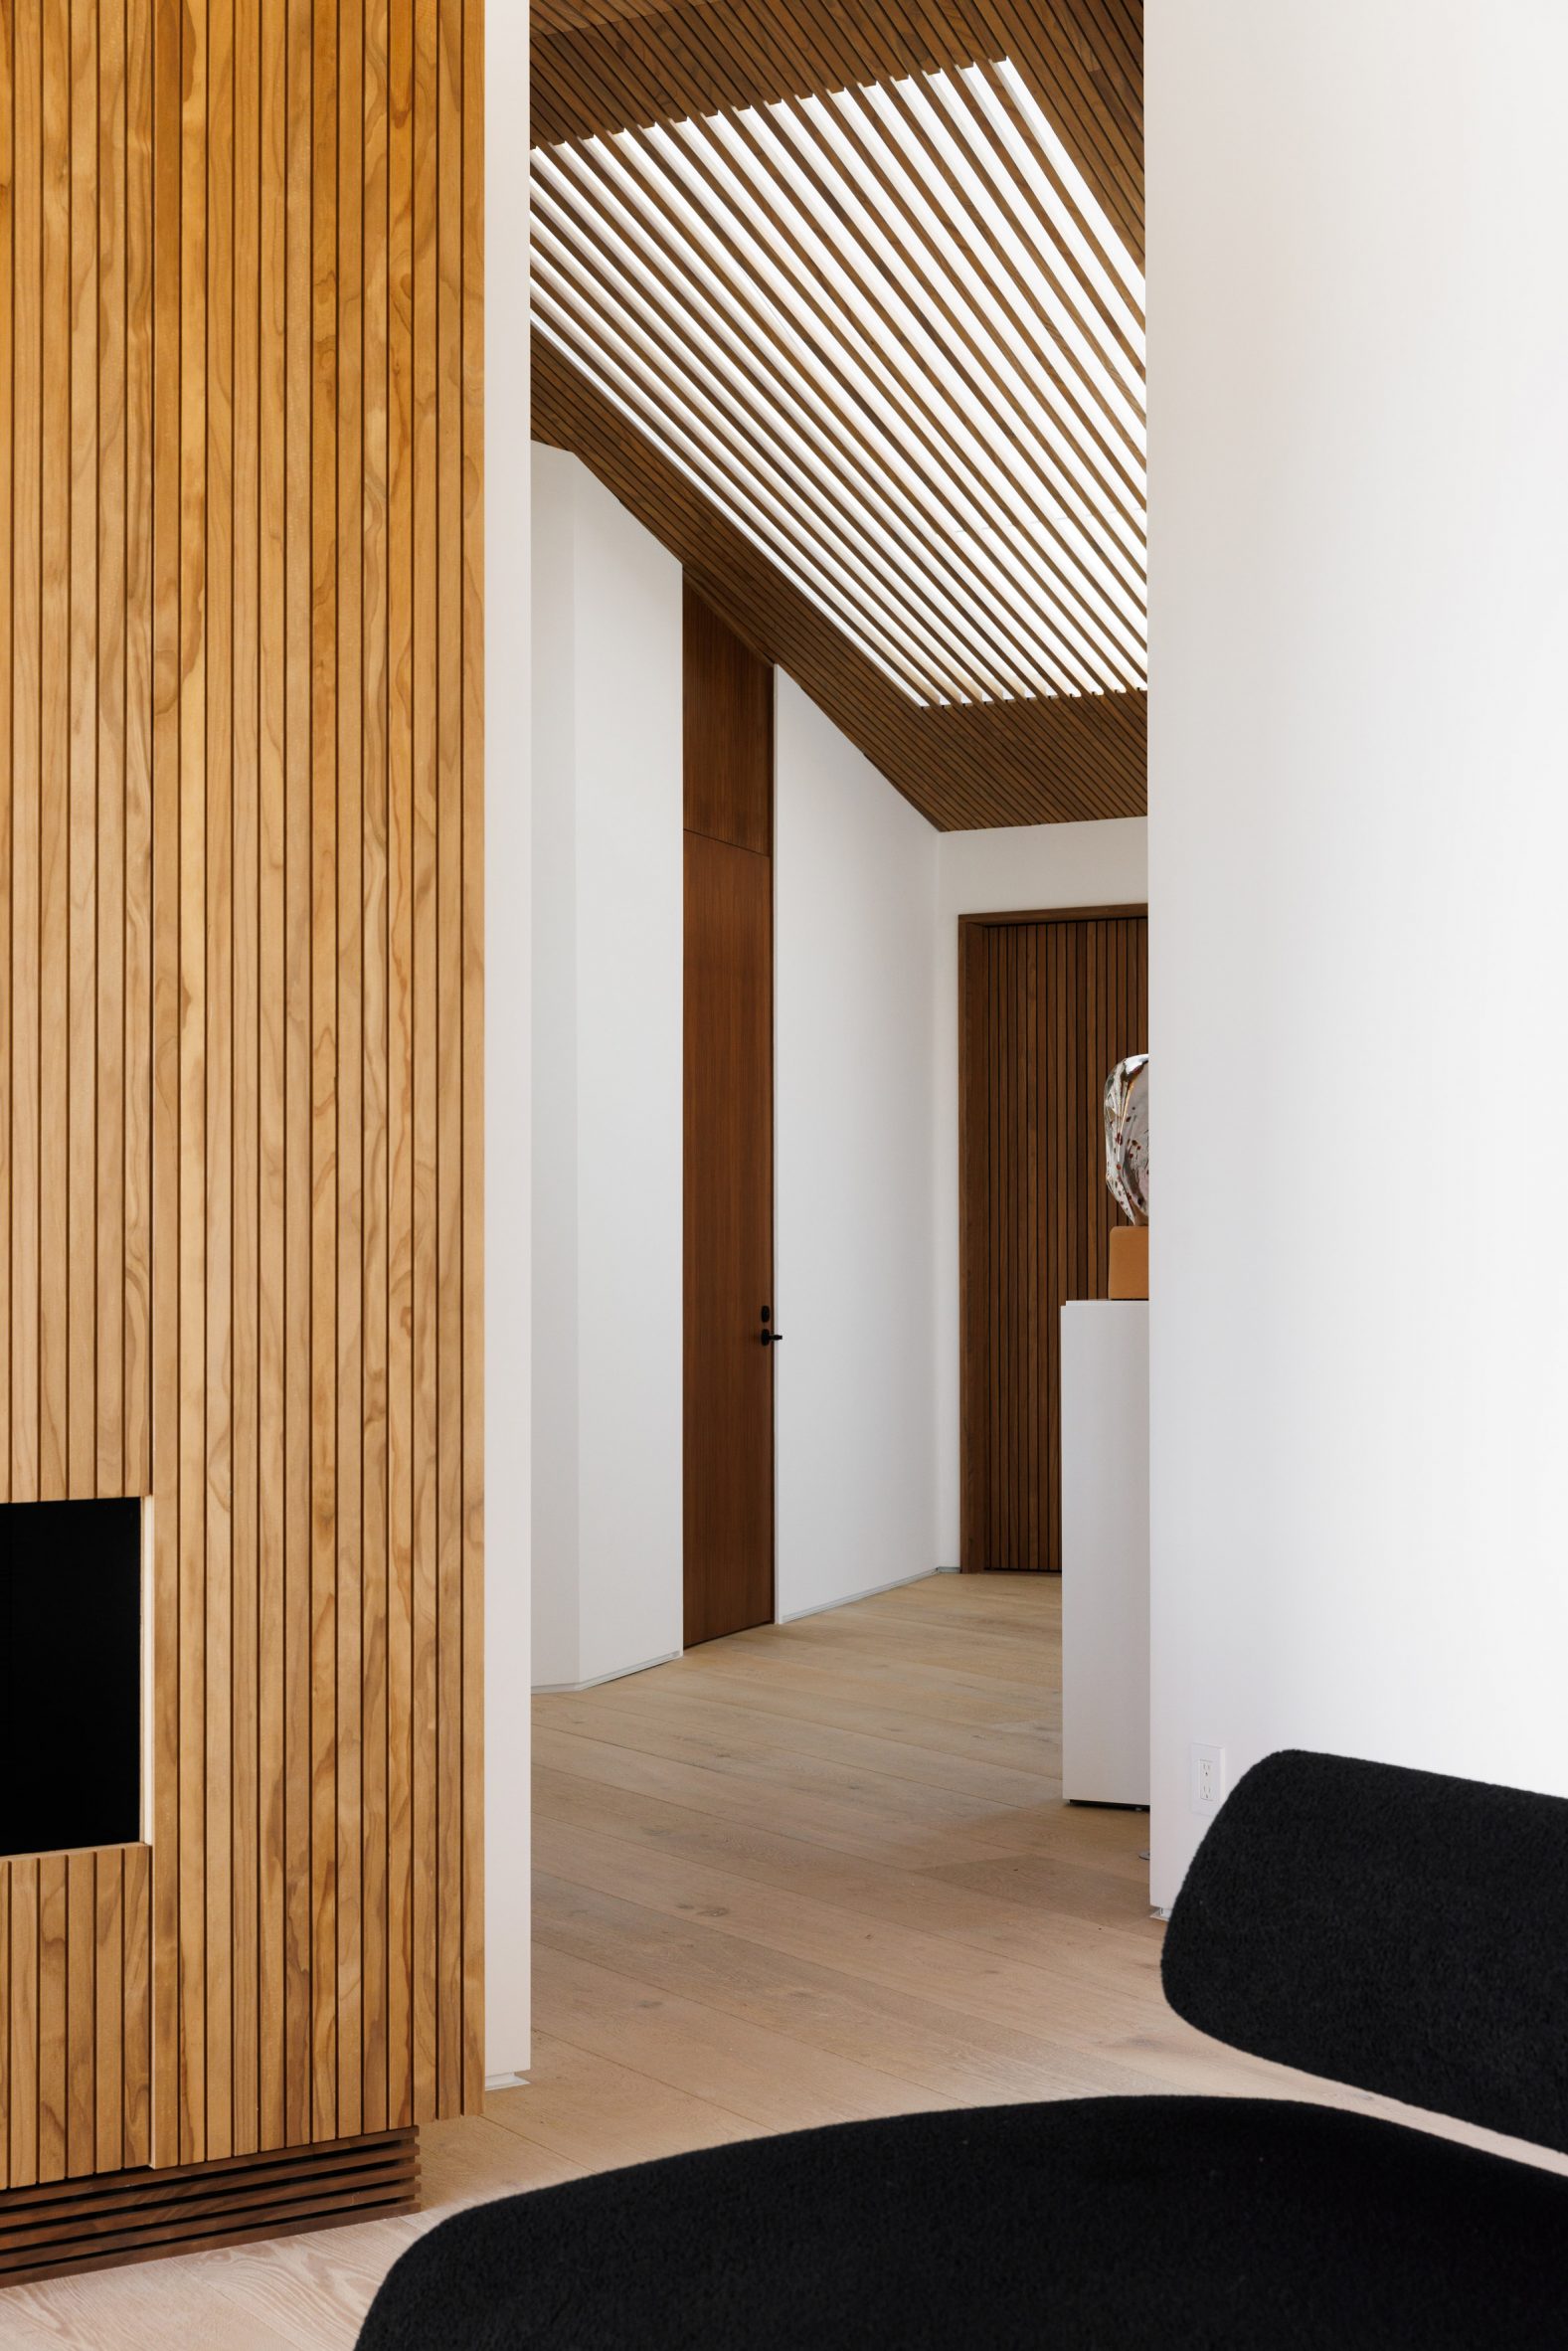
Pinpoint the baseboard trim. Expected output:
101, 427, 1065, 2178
0, 2127, 418, 2288
532, 1649, 682, 1695
776, 1567, 945, 1625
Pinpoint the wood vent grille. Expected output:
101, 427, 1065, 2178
0, 2126, 418, 2288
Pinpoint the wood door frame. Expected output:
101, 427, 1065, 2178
958, 905, 1148, 1574
958, 905, 1148, 933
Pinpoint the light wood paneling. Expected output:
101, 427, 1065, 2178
959, 910, 1147, 1571
2, 1848, 150, 2192
0, 0, 483, 2197
144, 0, 485, 2170
4, 0, 152, 1508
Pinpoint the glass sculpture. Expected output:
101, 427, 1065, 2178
1104, 1054, 1149, 1225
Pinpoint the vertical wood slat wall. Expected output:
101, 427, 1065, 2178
0, 0, 483, 2187
2, 0, 153, 1511
2, 1849, 151, 2187
959, 911, 1147, 1573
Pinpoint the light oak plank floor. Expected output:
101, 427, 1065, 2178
4, 1573, 1560, 2347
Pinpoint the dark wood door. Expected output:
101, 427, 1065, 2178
959, 908, 1147, 1572
683, 589, 775, 1645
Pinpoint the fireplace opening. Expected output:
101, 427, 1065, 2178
0, 1498, 142, 1858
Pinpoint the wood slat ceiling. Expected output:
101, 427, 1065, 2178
534, 2, 1142, 270
531, 1, 1146, 829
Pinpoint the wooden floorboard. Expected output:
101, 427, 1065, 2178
6, 1572, 1563, 2343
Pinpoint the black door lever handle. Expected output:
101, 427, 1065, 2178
760, 1331, 784, 1346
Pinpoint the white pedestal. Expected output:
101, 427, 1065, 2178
1061, 1302, 1148, 1806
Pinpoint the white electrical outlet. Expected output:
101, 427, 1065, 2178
1190, 1742, 1227, 1816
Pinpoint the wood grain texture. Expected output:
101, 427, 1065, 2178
958, 909, 1147, 1571
141, 0, 484, 2168
0, 0, 483, 2196
530, 0, 1147, 830
531, 0, 1143, 273
3, 0, 150, 1502
2, 1849, 151, 2192
536, 340, 1146, 831
683, 592, 775, 1647
683, 586, 771, 854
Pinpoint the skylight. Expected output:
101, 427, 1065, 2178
532, 59, 1146, 710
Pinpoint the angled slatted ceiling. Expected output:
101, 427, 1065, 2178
532, 0, 1144, 277
534, 335, 1145, 828
534, 58, 1144, 710
531, 0, 1147, 827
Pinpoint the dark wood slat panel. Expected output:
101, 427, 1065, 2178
0, 2124, 416, 2285
684, 584, 772, 851
958, 908, 1146, 1571
684, 801, 776, 1650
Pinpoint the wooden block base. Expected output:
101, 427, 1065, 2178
0, 2127, 418, 2289
1108, 1225, 1148, 1300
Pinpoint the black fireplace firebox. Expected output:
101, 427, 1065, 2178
0, 1498, 142, 1858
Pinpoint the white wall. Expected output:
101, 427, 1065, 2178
484, 0, 531, 2079
529, 455, 1147, 1650
774, 679, 940, 1618
933, 819, 1147, 1564
531, 448, 685, 1692
1146, 0, 1568, 1911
